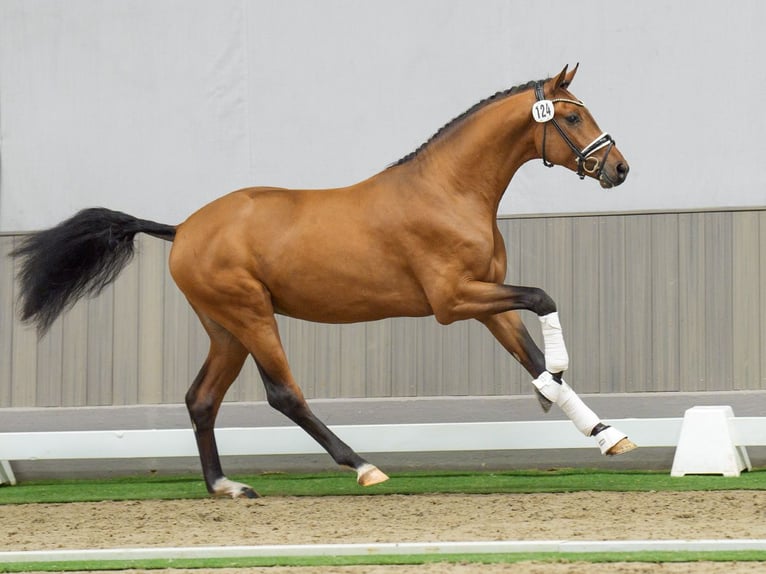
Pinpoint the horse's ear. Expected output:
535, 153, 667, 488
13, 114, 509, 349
557, 63, 579, 90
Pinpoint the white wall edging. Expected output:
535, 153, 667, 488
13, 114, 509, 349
1, 417, 764, 485
2, 539, 766, 564
0, 419, 682, 461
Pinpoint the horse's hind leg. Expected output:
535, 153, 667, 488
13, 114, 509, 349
481, 310, 636, 456
254, 360, 387, 486
212, 283, 389, 487
185, 312, 255, 498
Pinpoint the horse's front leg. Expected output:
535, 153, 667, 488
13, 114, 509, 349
479, 310, 553, 412
432, 282, 570, 374
482, 311, 635, 455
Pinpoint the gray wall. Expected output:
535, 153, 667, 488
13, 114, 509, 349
2, 209, 764, 409
2, 0, 766, 233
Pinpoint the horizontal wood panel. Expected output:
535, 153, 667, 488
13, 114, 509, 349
1, 210, 764, 407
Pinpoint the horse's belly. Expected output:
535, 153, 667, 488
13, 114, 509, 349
268, 275, 433, 323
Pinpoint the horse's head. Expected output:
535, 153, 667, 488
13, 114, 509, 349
532, 64, 629, 188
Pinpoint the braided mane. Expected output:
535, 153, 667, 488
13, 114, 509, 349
390, 77, 549, 167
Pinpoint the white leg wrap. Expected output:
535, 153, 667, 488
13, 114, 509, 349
539, 312, 569, 372
556, 381, 600, 436
532, 372, 598, 436
531, 370, 561, 403
533, 372, 631, 455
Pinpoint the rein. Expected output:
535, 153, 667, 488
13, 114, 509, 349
534, 82, 616, 184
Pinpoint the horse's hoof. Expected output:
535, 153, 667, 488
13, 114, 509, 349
212, 477, 260, 499
606, 437, 637, 456
239, 486, 261, 499
356, 464, 390, 486
534, 388, 553, 413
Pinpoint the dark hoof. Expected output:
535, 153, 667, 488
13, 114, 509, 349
534, 388, 553, 413
240, 487, 260, 499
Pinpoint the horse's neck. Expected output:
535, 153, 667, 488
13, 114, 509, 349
408, 95, 536, 213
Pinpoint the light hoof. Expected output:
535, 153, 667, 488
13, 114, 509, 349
356, 464, 390, 486
211, 477, 260, 499
595, 425, 634, 455
606, 437, 638, 456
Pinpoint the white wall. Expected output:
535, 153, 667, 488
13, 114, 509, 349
1, 0, 765, 232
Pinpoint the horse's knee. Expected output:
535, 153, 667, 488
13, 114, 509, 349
529, 287, 557, 316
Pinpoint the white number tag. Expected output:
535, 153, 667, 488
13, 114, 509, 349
532, 100, 554, 123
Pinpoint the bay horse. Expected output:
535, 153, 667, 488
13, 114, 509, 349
13, 65, 634, 498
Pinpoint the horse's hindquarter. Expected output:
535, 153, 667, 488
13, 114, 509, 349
171, 186, 435, 323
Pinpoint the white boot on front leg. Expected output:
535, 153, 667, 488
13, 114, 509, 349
539, 312, 569, 373
593, 425, 628, 454
594, 426, 637, 455
532, 372, 637, 455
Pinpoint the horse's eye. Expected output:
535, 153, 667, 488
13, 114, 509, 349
565, 114, 580, 124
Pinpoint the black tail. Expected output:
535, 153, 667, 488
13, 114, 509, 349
11, 207, 176, 336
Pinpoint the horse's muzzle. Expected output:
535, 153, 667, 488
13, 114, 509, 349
600, 161, 629, 189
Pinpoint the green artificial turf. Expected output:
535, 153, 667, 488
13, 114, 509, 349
1, 467, 764, 504
2, 550, 766, 573
2, 468, 765, 572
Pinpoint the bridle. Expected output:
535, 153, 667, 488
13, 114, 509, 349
534, 81, 616, 184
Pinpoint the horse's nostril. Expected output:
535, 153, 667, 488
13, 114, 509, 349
616, 162, 629, 180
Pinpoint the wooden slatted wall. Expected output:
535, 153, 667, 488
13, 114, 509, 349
1, 209, 764, 407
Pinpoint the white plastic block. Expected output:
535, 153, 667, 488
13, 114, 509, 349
0, 460, 16, 486
670, 406, 752, 477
